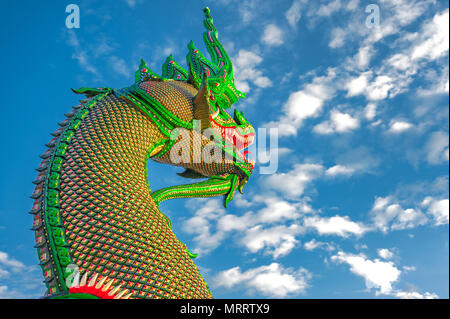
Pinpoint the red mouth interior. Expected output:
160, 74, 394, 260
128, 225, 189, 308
211, 117, 255, 168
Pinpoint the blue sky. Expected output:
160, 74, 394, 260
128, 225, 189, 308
0, 0, 448, 299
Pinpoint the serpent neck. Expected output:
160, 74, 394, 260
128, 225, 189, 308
48, 93, 211, 298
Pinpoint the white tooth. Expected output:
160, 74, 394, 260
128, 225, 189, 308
88, 273, 98, 287
80, 271, 89, 286
96, 276, 107, 289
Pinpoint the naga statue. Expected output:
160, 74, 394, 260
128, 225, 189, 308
30, 8, 255, 299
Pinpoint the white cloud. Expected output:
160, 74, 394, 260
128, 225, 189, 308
232, 49, 272, 93
354, 45, 373, 69
317, 0, 342, 17
0, 251, 25, 271
286, 90, 325, 121
370, 119, 382, 127
366, 75, 396, 101
303, 239, 335, 251
183, 199, 227, 254
304, 215, 366, 237
285, 0, 302, 28
371, 196, 428, 232
300, 0, 441, 110
425, 131, 449, 164
185, 183, 374, 258
325, 165, 355, 177
388, 53, 413, 71
266, 69, 336, 136
226, 0, 268, 25
394, 290, 439, 299
0, 268, 9, 279
411, 9, 449, 61
0, 252, 45, 298
66, 30, 101, 79
217, 212, 254, 233
257, 197, 301, 223
331, 251, 401, 294
365, 8, 449, 101
377, 248, 394, 260
232, 195, 253, 208
321, 4, 446, 106
422, 197, 449, 225
345, 0, 359, 11
367, 0, 433, 44
265, 161, 361, 198
418, 65, 450, 95
329, 27, 346, 48
334, 146, 380, 174
261, 24, 284, 46
344, 57, 403, 101
184, 196, 310, 257
124, 0, 136, 7
312, 122, 334, 135
123, 0, 144, 7
388, 120, 414, 133
92, 38, 115, 58
313, 110, 360, 134
364, 103, 377, 120
265, 163, 323, 198
109, 56, 131, 78
149, 41, 180, 69
303, 239, 322, 250
402, 265, 416, 272
346, 72, 371, 97
242, 224, 304, 258
332, 250, 439, 298
213, 263, 311, 297
252, 76, 272, 88
277, 147, 294, 157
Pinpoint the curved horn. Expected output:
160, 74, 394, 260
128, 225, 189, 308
211, 107, 220, 119
193, 72, 211, 131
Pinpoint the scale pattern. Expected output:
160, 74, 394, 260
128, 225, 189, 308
138, 81, 196, 122
57, 94, 211, 299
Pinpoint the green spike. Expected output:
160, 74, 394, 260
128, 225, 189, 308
162, 55, 188, 80
185, 7, 246, 109
224, 174, 239, 207
135, 59, 161, 83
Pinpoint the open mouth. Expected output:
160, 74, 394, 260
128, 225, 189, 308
210, 117, 255, 168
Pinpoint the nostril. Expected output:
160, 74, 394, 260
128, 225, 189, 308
233, 109, 242, 125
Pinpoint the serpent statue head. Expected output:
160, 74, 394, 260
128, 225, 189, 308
111, 7, 255, 202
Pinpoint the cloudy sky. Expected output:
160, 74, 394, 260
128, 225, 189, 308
0, 0, 448, 298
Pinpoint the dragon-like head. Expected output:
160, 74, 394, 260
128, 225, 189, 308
125, 7, 255, 186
